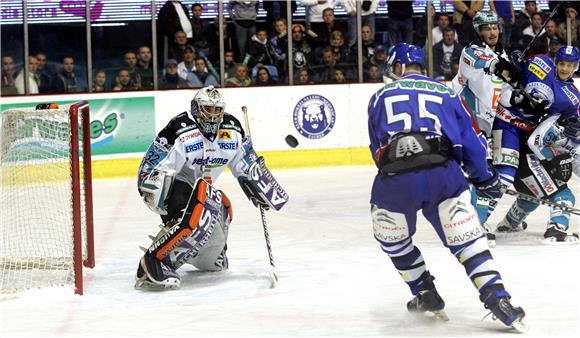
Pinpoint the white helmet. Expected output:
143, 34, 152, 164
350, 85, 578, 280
191, 86, 226, 140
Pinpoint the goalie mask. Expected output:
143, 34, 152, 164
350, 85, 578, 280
191, 86, 226, 141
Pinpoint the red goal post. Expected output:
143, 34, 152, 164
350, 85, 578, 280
0, 101, 94, 295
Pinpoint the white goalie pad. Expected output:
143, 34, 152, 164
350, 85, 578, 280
141, 169, 176, 215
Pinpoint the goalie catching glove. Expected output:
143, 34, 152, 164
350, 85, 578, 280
237, 137, 289, 211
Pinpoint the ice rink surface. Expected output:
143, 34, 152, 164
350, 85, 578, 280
1, 166, 579, 337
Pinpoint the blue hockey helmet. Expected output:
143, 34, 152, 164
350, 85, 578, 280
555, 45, 580, 80
385, 43, 425, 79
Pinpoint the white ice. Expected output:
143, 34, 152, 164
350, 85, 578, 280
1, 166, 579, 337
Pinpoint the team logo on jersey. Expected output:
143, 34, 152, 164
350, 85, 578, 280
293, 94, 336, 139
532, 58, 552, 73
562, 86, 579, 105
528, 63, 547, 80
218, 130, 232, 140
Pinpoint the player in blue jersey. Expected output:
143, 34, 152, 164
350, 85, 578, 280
368, 43, 526, 332
494, 46, 580, 243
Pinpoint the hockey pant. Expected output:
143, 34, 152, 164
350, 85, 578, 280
146, 178, 232, 272
473, 120, 522, 224
371, 164, 507, 300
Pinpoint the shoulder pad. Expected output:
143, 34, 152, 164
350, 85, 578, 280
171, 112, 199, 136
220, 113, 246, 138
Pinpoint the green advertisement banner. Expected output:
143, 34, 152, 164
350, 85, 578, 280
1, 97, 155, 156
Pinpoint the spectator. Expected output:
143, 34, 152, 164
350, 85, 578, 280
222, 49, 237, 80
245, 28, 276, 69
92, 69, 108, 92
432, 14, 457, 46
51, 56, 78, 93
312, 8, 347, 48
292, 51, 312, 81
295, 68, 314, 85
522, 12, 545, 40
207, 19, 237, 64
263, 0, 297, 34
327, 30, 353, 65
169, 30, 190, 63
549, 37, 563, 57
190, 3, 212, 57
356, 25, 378, 63
558, 5, 580, 44
539, 19, 559, 46
113, 69, 137, 91
254, 66, 278, 86
333, 67, 348, 83
287, 24, 317, 71
137, 46, 154, 89
35, 51, 52, 94
364, 64, 382, 83
158, 0, 193, 45
187, 57, 219, 88
343, 0, 378, 48
271, 18, 288, 71
452, 0, 484, 46
513, 0, 540, 47
177, 45, 196, 81
414, 3, 436, 47
1, 55, 17, 95
228, 0, 259, 62
226, 63, 251, 87
363, 44, 388, 76
433, 27, 463, 80
489, 0, 515, 48
386, 0, 414, 45
159, 59, 189, 89
123, 51, 141, 90
300, 0, 340, 32
15, 56, 39, 94
314, 47, 338, 84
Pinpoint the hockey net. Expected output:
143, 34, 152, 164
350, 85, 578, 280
0, 101, 94, 295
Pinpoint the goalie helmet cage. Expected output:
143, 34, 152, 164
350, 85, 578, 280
0, 101, 94, 295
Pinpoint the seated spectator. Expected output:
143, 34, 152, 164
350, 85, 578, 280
253, 66, 278, 86
51, 56, 78, 93
222, 49, 237, 80
433, 27, 463, 81
177, 45, 196, 81
190, 3, 212, 57
364, 64, 383, 83
295, 68, 314, 85
558, 5, 580, 45
538, 19, 559, 49
363, 44, 388, 78
113, 68, 138, 91
431, 14, 457, 46
354, 25, 378, 64
159, 59, 189, 89
549, 37, 563, 58
187, 57, 219, 88
123, 51, 141, 90
523, 12, 544, 39
245, 28, 276, 69
1, 55, 17, 95
137, 46, 154, 89
92, 69, 108, 92
334, 68, 348, 84
15, 56, 40, 94
314, 47, 338, 84
288, 24, 317, 67
208, 18, 238, 64
169, 30, 190, 63
225, 63, 251, 87
327, 30, 352, 64
35, 51, 52, 94
271, 18, 288, 69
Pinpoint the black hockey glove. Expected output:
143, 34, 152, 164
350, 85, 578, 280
491, 57, 521, 85
563, 116, 580, 141
470, 168, 502, 200
509, 89, 549, 115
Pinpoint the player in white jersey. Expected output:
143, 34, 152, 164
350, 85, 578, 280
134, 86, 288, 289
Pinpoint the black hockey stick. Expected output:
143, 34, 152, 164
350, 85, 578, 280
241, 106, 279, 288
501, 185, 580, 216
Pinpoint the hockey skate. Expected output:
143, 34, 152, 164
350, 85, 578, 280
482, 288, 527, 332
496, 219, 528, 233
543, 223, 579, 245
135, 254, 180, 290
407, 288, 449, 321
482, 223, 496, 248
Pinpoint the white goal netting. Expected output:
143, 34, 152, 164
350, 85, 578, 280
0, 103, 93, 294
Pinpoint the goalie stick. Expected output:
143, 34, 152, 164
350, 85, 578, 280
241, 105, 279, 288
501, 185, 580, 216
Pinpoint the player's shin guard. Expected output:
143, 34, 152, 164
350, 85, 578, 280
497, 198, 537, 232
380, 238, 433, 295
544, 189, 579, 243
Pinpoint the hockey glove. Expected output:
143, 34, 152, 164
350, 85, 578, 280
563, 116, 580, 141
490, 57, 521, 85
471, 168, 502, 200
509, 89, 549, 115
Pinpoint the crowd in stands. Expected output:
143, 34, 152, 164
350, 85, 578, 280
2, 0, 580, 96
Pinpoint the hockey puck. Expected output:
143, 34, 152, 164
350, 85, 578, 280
285, 135, 299, 148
